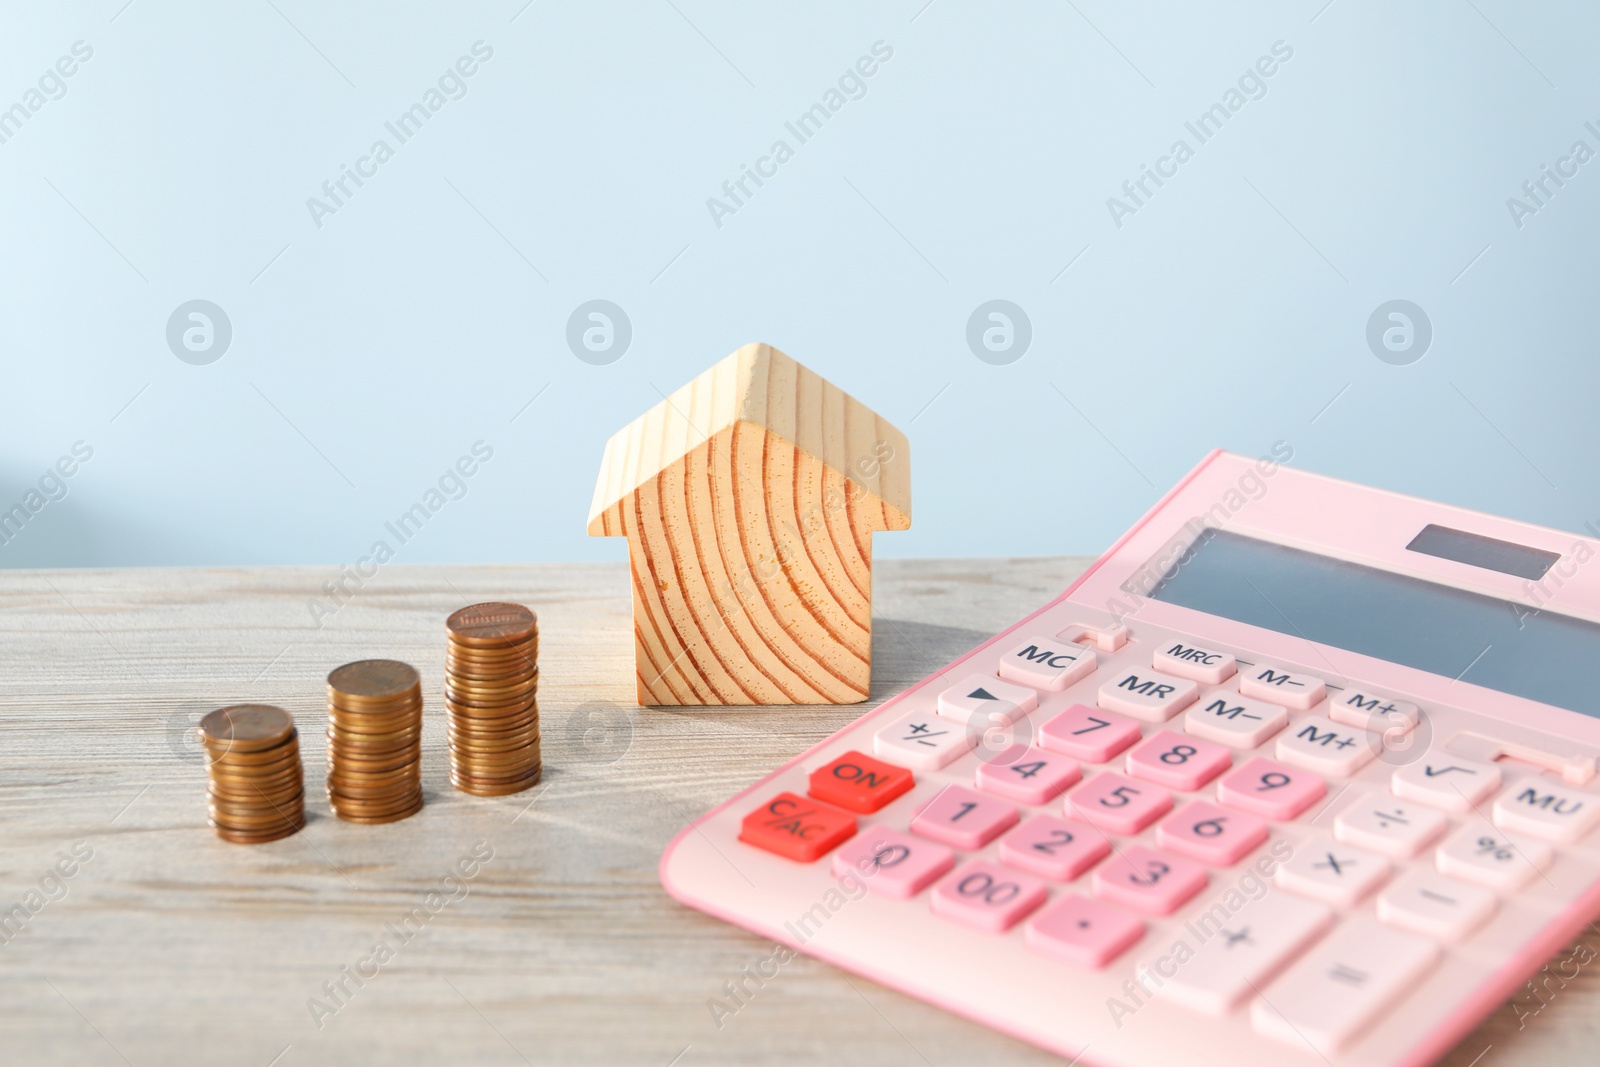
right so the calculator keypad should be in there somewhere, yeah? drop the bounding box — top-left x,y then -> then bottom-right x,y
1068,772 -> 1172,835
1215,757 -> 1326,820
1390,755 -> 1502,812
832,827 -> 954,899
1125,730 -> 1233,791
1275,715 -> 1382,777
974,744 -> 1080,804
997,815 -> 1110,881
1097,669 -> 1199,722
1492,779 -> 1600,842
931,860 -> 1047,933
1157,801 -> 1268,866
1025,894 -> 1143,968
728,619 -> 1600,1060
1334,796 -> 1449,858
910,785 -> 1019,850
1183,689 -> 1289,749
873,709 -> 976,769
1038,705 -> 1142,762
1091,845 -> 1207,914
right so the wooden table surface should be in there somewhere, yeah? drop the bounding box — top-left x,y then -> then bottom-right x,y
2,558 -> 1596,1067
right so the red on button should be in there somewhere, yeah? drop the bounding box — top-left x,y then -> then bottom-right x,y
808,751 -> 915,813
739,792 -> 856,862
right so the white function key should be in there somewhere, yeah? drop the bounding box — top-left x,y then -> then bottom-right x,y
1376,869 -> 1497,940
1274,835 -> 1390,907
1275,716 -> 1381,777
873,709 -> 976,770
1152,640 -> 1237,684
1334,797 -> 1449,859
1250,917 -> 1438,1055
994,636 -> 1096,692
1239,662 -> 1326,710
1154,891 -> 1332,1015
1435,823 -> 1553,892
1184,690 -> 1289,749
1391,756 -> 1502,812
1492,779 -> 1600,843
1096,669 -> 1199,723
936,673 -> 1038,727
1329,689 -> 1422,735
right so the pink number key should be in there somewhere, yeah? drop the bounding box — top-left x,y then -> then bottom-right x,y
1067,773 -> 1172,835
1092,845 -> 1208,915
999,815 -> 1111,881
1156,801 -> 1269,865
1039,705 -> 1142,763
1216,757 -> 1326,820
1125,730 -> 1232,791
910,785 -> 1019,849
832,827 -> 954,900
932,860 -> 1049,933
976,744 -> 1081,804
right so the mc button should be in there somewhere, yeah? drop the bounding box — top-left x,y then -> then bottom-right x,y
809,751 -> 915,813
739,792 -> 857,862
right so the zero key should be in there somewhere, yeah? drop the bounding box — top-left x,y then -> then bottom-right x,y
808,751 -> 914,813
739,792 -> 856,862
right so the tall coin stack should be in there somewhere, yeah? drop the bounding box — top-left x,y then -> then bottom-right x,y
445,602 -> 542,796
199,704 -> 306,844
325,659 -> 425,824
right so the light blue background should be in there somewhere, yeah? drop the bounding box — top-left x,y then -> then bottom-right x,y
2,0 -> 1597,570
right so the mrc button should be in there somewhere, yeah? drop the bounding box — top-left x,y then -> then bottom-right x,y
739,792 -> 856,862
809,751 -> 914,813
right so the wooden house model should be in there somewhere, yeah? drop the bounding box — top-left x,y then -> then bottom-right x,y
587,343 -> 911,705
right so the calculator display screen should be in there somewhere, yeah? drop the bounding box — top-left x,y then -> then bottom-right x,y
1148,528 -> 1600,717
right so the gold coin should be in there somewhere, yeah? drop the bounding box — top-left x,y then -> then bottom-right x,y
447,602 -> 538,646
450,768 -> 541,795
330,789 -> 423,819
198,705 -> 296,754
446,646 -> 538,669
448,731 -> 540,753
214,818 -> 305,844
444,677 -> 539,701
449,751 -> 538,770
326,757 -> 417,777
327,659 -> 421,700
209,780 -> 304,804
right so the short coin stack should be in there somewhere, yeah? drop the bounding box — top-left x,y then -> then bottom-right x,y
199,704 -> 306,844
325,659 -> 425,824
445,602 -> 542,796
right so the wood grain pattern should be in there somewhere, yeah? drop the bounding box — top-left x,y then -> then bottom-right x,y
0,559 -> 1592,1067
588,343 -> 911,705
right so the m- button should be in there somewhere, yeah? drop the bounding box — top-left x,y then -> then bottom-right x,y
1239,662 -> 1326,710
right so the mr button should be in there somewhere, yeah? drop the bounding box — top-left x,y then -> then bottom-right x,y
739,792 -> 856,862
809,751 -> 915,813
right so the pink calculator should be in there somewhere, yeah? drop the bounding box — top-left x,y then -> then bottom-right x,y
660,450 -> 1600,1066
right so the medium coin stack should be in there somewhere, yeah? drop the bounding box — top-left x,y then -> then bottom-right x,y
445,602 -> 542,796
325,659 -> 425,824
199,704 -> 306,844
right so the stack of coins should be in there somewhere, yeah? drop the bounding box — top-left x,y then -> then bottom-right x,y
445,602 -> 542,796
199,705 -> 306,844
325,660 -> 425,824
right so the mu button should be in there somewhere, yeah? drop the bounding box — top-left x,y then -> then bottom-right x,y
809,751 -> 915,813
739,792 -> 856,862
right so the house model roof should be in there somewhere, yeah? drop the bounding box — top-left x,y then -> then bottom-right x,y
586,342 -> 911,535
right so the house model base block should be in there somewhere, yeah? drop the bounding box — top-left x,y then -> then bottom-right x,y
587,343 -> 911,705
